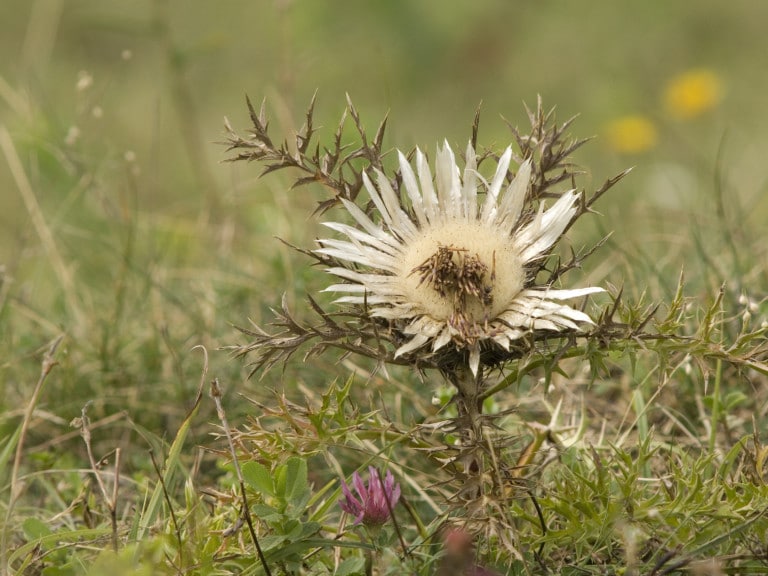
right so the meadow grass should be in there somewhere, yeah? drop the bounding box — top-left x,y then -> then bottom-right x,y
2,2 -> 768,575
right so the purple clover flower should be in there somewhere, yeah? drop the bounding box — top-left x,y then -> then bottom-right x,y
339,466 -> 401,526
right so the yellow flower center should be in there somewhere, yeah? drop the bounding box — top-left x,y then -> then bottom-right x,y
398,220 -> 524,325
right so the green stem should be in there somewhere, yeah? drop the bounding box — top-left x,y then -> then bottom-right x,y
632,385 -> 649,446
708,358 -> 723,454
365,548 -> 373,576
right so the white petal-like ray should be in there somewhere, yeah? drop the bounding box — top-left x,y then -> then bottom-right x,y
317,238 -> 398,269
497,159 -> 532,230
361,170 -> 394,230
469,345 -> 480,377
404,315 -> 444,337
339,198 -> 394,245
433,327 -> 453,350
506,328 -> 526,340
324,282 -> 403,296
434,143 -> 451,220
436,141 -> 460,219
462,141 -> 478,219
492,333 -> 510,351
395,334 -> 430,358
517,190 -> 580,261
322,222 -> 400,256
521,286 -> 605,299
316,249 -> 396,272
399,151 -> 427,227
481,146 -> 512,224
531,318 -> 561,331
324,267 -> 402,286
497,310 -> 530,327
416,149 -> 438,222
324,283 -> 368,292
374,305 -> 420,320
333,295 -> 395,305
374,169 -> 418,240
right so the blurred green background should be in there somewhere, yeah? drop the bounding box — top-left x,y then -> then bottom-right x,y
1,0 -> 767,456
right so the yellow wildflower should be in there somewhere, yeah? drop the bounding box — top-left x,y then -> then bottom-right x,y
664,69 -> 723,119
604,115 -> 657,154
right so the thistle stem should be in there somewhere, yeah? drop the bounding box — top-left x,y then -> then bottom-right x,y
452,368 -> 486,496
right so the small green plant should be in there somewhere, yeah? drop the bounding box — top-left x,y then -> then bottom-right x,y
241,458 -> 322,562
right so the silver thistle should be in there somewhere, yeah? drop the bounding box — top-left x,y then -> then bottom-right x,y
226,97 -> 627,389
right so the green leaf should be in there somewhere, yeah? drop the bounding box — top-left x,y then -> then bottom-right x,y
274,462 -> 287,498
259,534 -> 287,553
284,519 -> 302,539
42,566 -> 76,576
284,457 -> 308,502
286,487 -> 313,519
0,428 -> 22,484
299,521 -> 321,538
724,391 -> 748,411
22,517 -> 52,540
242,461 -> 275,496
252,503 -> 282,523
335,557 -> 365,576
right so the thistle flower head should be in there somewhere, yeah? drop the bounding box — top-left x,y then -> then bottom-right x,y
318,141 -> 603,377
338,466 -> 401,526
